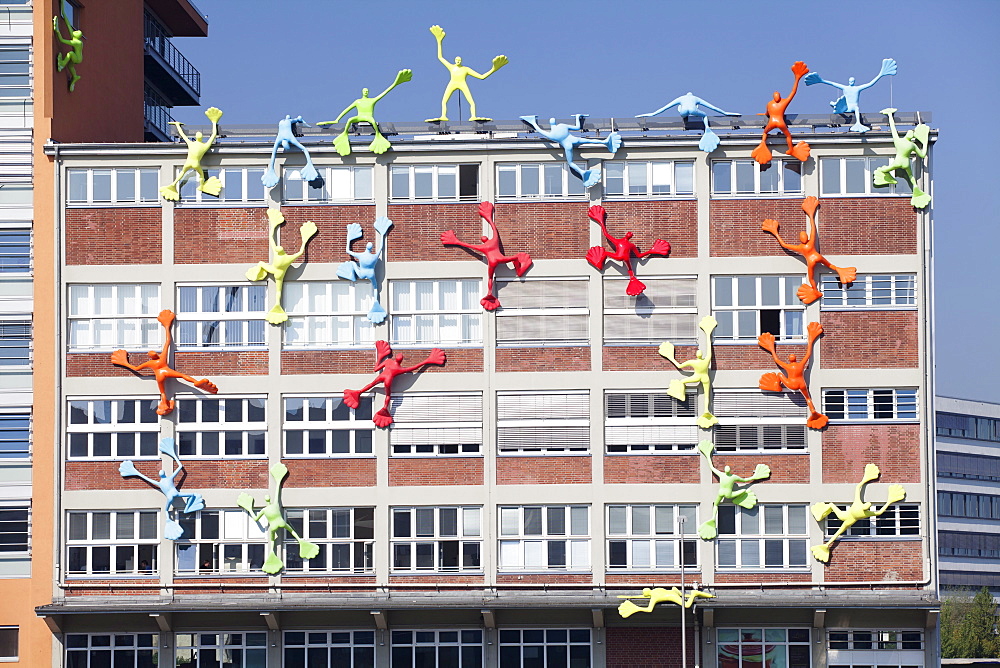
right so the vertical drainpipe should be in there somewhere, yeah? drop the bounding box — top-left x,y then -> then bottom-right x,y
51,142 -> 63,595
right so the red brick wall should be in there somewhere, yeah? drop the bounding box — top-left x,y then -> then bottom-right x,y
497,456 -> 592,484
604,455 -> 700,484
604,345 -> 693,371
387,202 -> 483,262
282,458 -> 377,487
714,572 -> 812,583
714,343 -> 808,371
496,347 -> 589,373
65,581 -> 159,596
820,311 -> 918,369
711,199 -> 808,257
821,423 -> 921,483
169,460 -> 270,489
600,200 -> 698,258
710,453 -> 809,484
65,460 -> 161,490
276,205 -> 377,263
823,540 -> 923,582
388,458 -> 484,486
496,573 -> 592,584
605,572 -> 703,586
68,352 -> 139,377
66,208 -> 161,264
607,628 -> 695,668
174,208 -> 270,264
174,351 -> 268,376
388,575 -> 485,585
282,348 -> 483,375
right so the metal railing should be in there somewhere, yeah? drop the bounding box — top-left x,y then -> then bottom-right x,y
144,85 -> 174,139
144,11 -> 201,96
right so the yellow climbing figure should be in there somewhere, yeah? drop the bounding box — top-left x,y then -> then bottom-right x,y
659,315 -> 718,428
618,587 -> 715,618
160,107 -> 224,201
245,209 -> 318,325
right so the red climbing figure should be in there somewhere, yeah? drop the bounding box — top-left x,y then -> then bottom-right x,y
762,196 -> 856,304
586,205 -> 671,296
758,321 -> 827,429
441,202 -> 532,311
110,309 -> 218,416
751,61 -> 811,165
344,340 -> 447,428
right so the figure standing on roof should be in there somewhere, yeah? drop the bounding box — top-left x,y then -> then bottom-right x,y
52,13 -> 83,92
697,440 -> 771,540
245,209 -> 318,325
636,92 -> 739,152
751,62 -> 811,165
804,58 -> 897,133
262,116 -> 319,188
520,114 -> 622,187
159,107 -> 224,201
344,341 -> 446,428
425,25 -> 508,123
318,70 -> 412,156
758,321 -> 827,429
119,437 -> 205,540
873,108 -> 931,209
586,205 -> 670,296
337,216 -> 393,323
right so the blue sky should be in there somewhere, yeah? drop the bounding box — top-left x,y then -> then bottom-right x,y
174,0 -> 1000,402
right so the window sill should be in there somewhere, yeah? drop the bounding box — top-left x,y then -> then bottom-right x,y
173,202 -> 268,208
64,574 -> 159,580
391,453 -> 483,458
390,571 -> 485,576
282,200 -> 375,206
713,339 -> 807,346
817,193 -> 913,199
497,569 -> 592,574
825,536 -> 922,542
710,193 -> 804,200
498,451 -> 590,457
714,568 -> 811,573
606,568 -> 699,574
283,454 -> 376,460
602,195 -> 697,202
825,419 -> 920,425
389,343 -> 483,349
819,306 -> 918,312
496,342 -> 590,349
388,199 -> 480,205
281,571 -> 376,577
605,450 -> 698,456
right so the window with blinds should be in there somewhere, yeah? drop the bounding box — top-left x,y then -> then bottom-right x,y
389,393 -> 483,456
603,276 -> 697,345
497,391 -> 589,454
0,320 -> 30,367
605,391 -> 698,453
496,278 -> 589,346
712,390 -> 808,452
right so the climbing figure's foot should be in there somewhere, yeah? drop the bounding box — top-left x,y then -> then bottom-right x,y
617,599 -> 643,619
469,117 -> 492,122
512,253 -> 532,276
911,189 -> 931,209
797,284 -> 822,305
367,302 -> 388,324
625,276 -> 646,296
263,553 -> 284,574
806,412 -> 829,430
157,399 -> 175,416
751,142 -> 772,165
266,305 -> 288,325
262,168 -> 279,189
758,372 -> 783,393
372,408 -> 394,428
585,246 -> 606,270
199,177 -> 223,197
424,117 -> 447,123
69,74 -> 81,92
185,496 -> 206,513
850,122 -> 870,133
159,184 -> 180,201
332,133 -> 352,157
300,164 -> 319,184
697,412 -> 719,429
810,544 -> 831,563
246,264 -> 268,282
873,170 -> 897,186
836,267 -> 857,285
480,294 -> 501,311
369,135 -> 392,155
698,520 -> 718,541
194,379 -> 218,394
667,379 -> 687,402
299,540 -> 320,560
343,389 -> 362,409
698,129 -> 721,153
789,141 -> 811,162
164,519 -> 184,541
582,167 -> 602,189
606,132 -> 623,155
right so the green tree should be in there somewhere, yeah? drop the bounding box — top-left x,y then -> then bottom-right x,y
941,587 -> 1000,658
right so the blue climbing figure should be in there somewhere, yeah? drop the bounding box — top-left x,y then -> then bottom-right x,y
804,58 -> 897,133
337,216 -> 393,323
520,114 -> 622,188
636,92 -> 739,152
119,438 -> 205,540
263,115 -> 319,188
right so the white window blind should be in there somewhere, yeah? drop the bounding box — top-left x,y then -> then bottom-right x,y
496,279 -> 588,346
497,392 -> 589,453
389,393 -> 483,455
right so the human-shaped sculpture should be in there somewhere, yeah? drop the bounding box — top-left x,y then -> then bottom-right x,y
520,115 -> 622,188
337,216 -> 393,323
586,205 -> 671,296
636,92 -> 739,152
425,25 -> 508,123
751,61 -> 811,165
344,340 -> 446,428
119,437 -> 205,540
810,463 -> 907,563
762,196 -> 857,304
697,440 -> 771,540
262,116 -> 319,189
245,209 -> 318,325
804,58 -> 897,133
873,108 -> 931,209
159,107 -> 224,201
441,202 -> 532,311
110,310 -> 218,416
659,316 -> 718,428
758,321 -> 827,429
52,14 -> 83,92
617,587 -> 715,618
237,463 -> 319,575
317,69 -> 412,156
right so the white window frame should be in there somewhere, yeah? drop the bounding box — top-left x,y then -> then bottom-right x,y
283,281 -> 377,349
175,633 -> 267,665
390,630 -> 485,667
827,629 -> 924,668
176,284 -> 267,350
496,162 -> 587,200
607,504 -> 698,570
498,505 -> 590,572
389,279 -> 483,347
0,626 -> 16,662
175,509 -> 267,574
65,510 -> 158,576
176,166 -> 266,205
604,275 -> 697,345
0,45 -> 31,100
283,630 -> 376,667
176,396 -> 268,459
390,163 -> 479,202
496,277 -> 589,347
283,395 -> 374,458
711,158 -> 803,197
712,275 -> 805,342
65,634 -> 159,667
820,156 -> 914,197
0,318 -> 30,368
66,167 -> 160,205
391,506 -> 482,573
66,397 -> 159,460
497,391 -> 590,454
284,507 -> 375,574
67,284 -> 162,352
604,390 -> 699,454
282,164 -> 375,203
824,504 -> 920,539
603,159 -> 695,198
0,409 -> 29,460
0,501 -> 29,555
389,392 -> 483,457
823,388 -> 918,422
498,628 -> 592,666
0,225 -> 31,274
712,390 -> 809,453
819,273 -> 917,310
716,628 -> 812,667
716,504 -> 809,570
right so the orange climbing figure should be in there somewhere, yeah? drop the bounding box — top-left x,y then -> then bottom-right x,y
110,310 -> 218,416
751,61 -> 811,165
586,205 -> 671,296
758,321 -> 827,429
762,196 -> 856,304
441,201 -> 532,311
344,340 -> 446,428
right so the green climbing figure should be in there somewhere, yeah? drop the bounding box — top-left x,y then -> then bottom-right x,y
52,14 -> 84,92
237,463 -> 319,575
697,440 -> 771,540
810,463 -> 906,563
245,209 -> 318,325
425,25 -> 508,123
659,315 -> 718,428
873,108 -> 931,209
159,107 -> 224,201
318,69 -> 412,156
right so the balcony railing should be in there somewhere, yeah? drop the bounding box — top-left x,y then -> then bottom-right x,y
144,12 -> 201,97
144,85 -> 174,140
